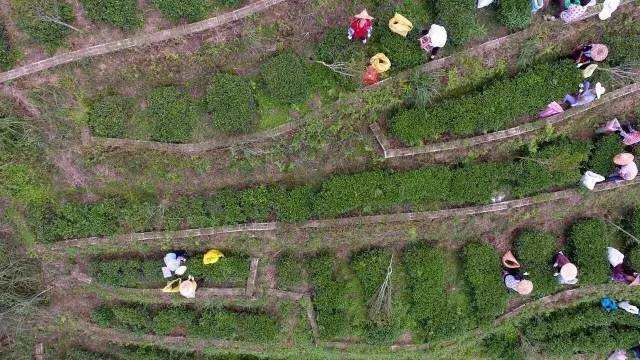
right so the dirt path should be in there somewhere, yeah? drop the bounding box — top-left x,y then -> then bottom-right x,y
0,0 -> 288,83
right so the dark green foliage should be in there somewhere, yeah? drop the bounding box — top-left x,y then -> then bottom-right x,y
152,308 -> 196,335
314,27 -> 365,64
206,73 -> 257,134
14,0 -> 76,53
89,258 -> 163,288
260,51 -> 311,104
92,304 -> 279,342
482,326 -> 524,360
588,134 -> 624,176
151,0 -> 208,23
514,231 -> 559,295
80,0 -> 143,30
0,24 -> 18,70
147,86 -> 197,143
462,242 -> 507,323
274,185 -> 314,222
522,301 -> 640,356
403,244 -> 467,340
87,95 -> 131,138
602,19 -> 640,67
497,0 -> 532,31
448,163 -> 511,205
436,0 -> 477,46
567,219 -> 612,284
276,253 -> 304,290
372,28 -> 425,72
307,254 -> 367,340
390,60 -> 581,146
185,253 -> 250,287
350,248 -> 413,344
510,138 -> 591,198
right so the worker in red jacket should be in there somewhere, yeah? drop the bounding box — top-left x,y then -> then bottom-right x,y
348,10 -> 374,44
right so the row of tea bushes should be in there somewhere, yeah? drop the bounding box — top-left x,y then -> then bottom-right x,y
36,138 -> 591,242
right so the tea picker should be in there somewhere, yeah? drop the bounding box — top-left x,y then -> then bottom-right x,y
348,10 -> 374,44
418,24 -> 447,60
501,251 -> 534,295
553,251 -> 578,284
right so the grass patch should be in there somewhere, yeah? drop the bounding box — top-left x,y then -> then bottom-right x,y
12,0 -> 75,53
80,0 -> 143,30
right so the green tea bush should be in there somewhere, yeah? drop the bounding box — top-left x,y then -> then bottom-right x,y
276,253 -> 305,290
314,27 -> 364,64
436,0 -> 477,46
89,258 -> 163,288
205,73 -> 257,134
389,60 -> 580,146
497,0 -> 532,31
152,308 -> 196,335
514,230 -> 559,295
462,242 -> 507,323
567,219 -> 612,284
196,307 -> 279,342
111,305 -> 152,333
260,51 -> 311,104
274,185 -> 314,222
587,134 -> 623,175
185,252 -> 249,286
448,163 -> 511,205
482,325 -> 524,360
350,248 -> 413,344
510,138 -> 591,198
13,0 -> 76,53
0,24 -> 18,70
87,95 -> 131,138
151,0 -> 208,23
80,0 -> 143,30
307,254 -> 366,340
372,28 -> 424,72
147,86 -> 198,143
602,19 -> 640,66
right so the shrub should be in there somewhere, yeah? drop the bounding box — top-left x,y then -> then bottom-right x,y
436,0 -> 477,46
87,95 -> 131,138
307,254 -> 367,340
205,73 -> 257,134
276,253 -> 305,290
372,28 -> 425,72
497,0 -> 532,31
514,230 -> 559,295
403,244 -> 468,340
151,0 -> 208,23
448,163 -> 511,205
389,60 -> 581,146
350,247 -> 413,344
196,307 -> 279,342
152,308 -> 196,335
111,305 -> 152,333
146,86 -> 198,143
89,258 -> 163,288
0,24 -> 18,70
314,27 -> 364,64
482,325 -> 524,360
567,219 -> 612,284
13,0 -> 76,53
510,138 -> 591,198
185,252 -> 250,286
80,0 -> 143,30
91,306 -> 115,327
260,51 -> 311,104
587,134 -> 623,176
462,242 -> 507,323
274,185 -> 314,222
602,19 -> 640,67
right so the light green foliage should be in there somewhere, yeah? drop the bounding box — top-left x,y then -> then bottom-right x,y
436,0 -> 478,46
567,219 -> 612,284
314,27 -> 364,64
276,253 -> 305,290
80,0 -> 143,30
89,258 -> 163,288
185,253 -> 250,286
146,86 -> 198,143
205,73 -> 257,134
152,308 -> 196,335
462,242 -> 507,323
260,51 -> 311,104
87,95 -> 132,138
12,0 -> 76,53
151,0 -> 208,23
1,163 -> 52,207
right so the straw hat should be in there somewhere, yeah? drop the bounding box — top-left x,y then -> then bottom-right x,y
560,263 -> 578,280
502,251 -> 521,269
516,279 -> 533,295
613,153 -> 634,166
590,44 -> 609,61
179,276 -> 197,298
354,9 -> 374,20
595,82 -> 605,99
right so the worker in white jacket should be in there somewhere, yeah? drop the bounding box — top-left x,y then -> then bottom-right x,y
419,24 -> 447,60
